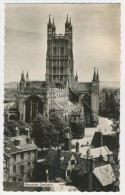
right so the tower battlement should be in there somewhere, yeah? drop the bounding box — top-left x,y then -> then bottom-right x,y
46,15 -> 74,88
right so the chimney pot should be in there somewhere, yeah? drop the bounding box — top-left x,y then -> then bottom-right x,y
14,138 -> 20,146
15,127 -> 20,136
25,128 -> 30,138
26,137 -> 32,144
76,142 -> 79,153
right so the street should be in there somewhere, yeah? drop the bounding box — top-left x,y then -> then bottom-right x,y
72,117 -> 113,148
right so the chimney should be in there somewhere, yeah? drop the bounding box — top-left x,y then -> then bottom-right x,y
26,137 -> 32,144
25,128 -> 32,144
14,138 -> 20,146
46,169 -> 49,182
76,142 -> 79,153
58,146 -> 61,168
65,132 -> 72,151
100,131 -> 103,147
15,127 -> 20,136
107,153 -> 114,163
25,128 -> 30,138
89,158 -> 94,172
88,158 -> 94,192
99,154 -> 103,161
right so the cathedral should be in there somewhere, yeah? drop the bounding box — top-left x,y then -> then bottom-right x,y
6,15 -> 100,138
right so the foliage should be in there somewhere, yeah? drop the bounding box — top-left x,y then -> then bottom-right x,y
4,120 -> 32,137
32,114 -> 59,149
99,89 -> 120,120
49,113 -> 69,143
32,113 -> 69,149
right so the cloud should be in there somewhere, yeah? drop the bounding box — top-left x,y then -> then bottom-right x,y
4,4 -> 120,83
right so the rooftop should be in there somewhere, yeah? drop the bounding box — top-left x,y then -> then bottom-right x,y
4,135 -> 37,156
26,81 -> 46,89
73,157 -> 107,175
72,146 -> 111,159
93,164 -> 116,186
70,82 -> 91,93
39,148 -> 75,170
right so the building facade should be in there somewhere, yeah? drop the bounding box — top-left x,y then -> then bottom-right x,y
4,129 -> 38,182
6,15 -> 100,137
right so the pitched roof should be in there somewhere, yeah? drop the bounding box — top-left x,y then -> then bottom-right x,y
4,102 -> 17,110
40,149 -> 74,170
87,146 -> 111,159
52,100 -> 74,111
74,146 -> 111,159
73,157 -> 108,175
26,81 -> 46,89
70,82 -> 91,93
4,135 -> 37,155
73,158 -> 89,175
93,164 -> 116,186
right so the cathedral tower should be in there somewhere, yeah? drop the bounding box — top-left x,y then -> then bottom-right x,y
45,15 -> 74,88
91,68 -> 100,126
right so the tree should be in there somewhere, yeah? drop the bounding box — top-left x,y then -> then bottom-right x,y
4,120 -> 31,137
49,113 -> 67,143
32,114 -> 58,149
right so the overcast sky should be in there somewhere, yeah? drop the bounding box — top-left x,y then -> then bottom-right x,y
4,3 -> 120,83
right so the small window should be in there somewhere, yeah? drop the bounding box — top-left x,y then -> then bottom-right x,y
13,166 -> 16,173
20,165 -> 24,174
21,153 -> 24,160
67,170 -> 70,176
61,47 -> 64,55
71,159 -> 75,165
28,151 -> 31,158
13,177 -> 16,182
53,47 -> 56,55
32,161 -> 35,168
27,173 -> 30,181
13,155 -> 16,161
19,178 -> 22,183
74,116 -> 76,121
28,162 -> 31,167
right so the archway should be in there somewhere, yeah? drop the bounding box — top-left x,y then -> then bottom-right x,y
25,96 -> 43,123
9,115 -> 16,120
82,94 -> 91,127
55,83 -> 63,89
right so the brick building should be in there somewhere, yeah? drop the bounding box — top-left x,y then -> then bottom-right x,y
4,128 -> 38,182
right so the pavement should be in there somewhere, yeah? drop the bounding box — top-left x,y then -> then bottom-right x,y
72,117 -> 113,148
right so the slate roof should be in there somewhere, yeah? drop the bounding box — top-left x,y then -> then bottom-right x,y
91,131 -> 117,151
73,157 -> 108,176
4,135 -> 37,156
26,81 -> 46,89
73,158 -> 89,175
111,164 -> 120,179
52,100 -> 74,111
70,82 -> 91,93
86,146 -> 111,159
93,164 -> 116,186
74,146 -> 111,159
52,101 -> 63,110
4,88 -> 17,102
4,102 -> 17,110
40,149 -> 74,170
